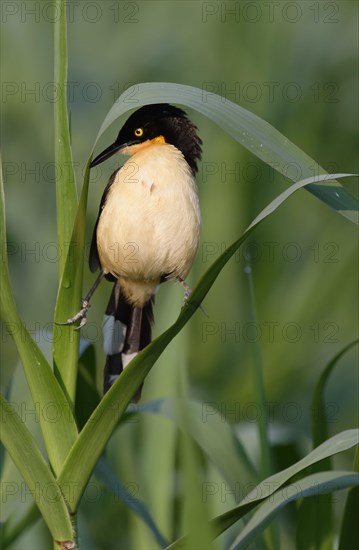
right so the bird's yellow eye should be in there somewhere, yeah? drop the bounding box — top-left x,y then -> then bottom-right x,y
134,128 -> 143,137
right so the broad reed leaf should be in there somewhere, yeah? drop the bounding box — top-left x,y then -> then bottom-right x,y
166,430 -> 359,549
339,484 -> 359,550
0,396 -> 74,544
52,0 -> 87,403
53,0 -> 77,277
0,159 -> 78,475
311,340 -> 358,449
296,341 -> 359,550
93,82 -> 358,225
230,472 -> 359,550
53,164 -> 91,402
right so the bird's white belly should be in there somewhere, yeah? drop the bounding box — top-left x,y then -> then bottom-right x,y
96,144 -> 200,303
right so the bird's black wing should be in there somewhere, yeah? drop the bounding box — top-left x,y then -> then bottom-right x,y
89,169 -> 119,273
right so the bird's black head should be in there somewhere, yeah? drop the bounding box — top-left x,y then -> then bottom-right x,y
90,103 -> 202,174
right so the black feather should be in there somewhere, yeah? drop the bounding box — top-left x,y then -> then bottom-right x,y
89,169 -> 118,273
103,283 -> 154,401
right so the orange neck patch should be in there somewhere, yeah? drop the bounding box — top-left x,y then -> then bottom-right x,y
121,135 -> 167,156
151,135 -> 166,145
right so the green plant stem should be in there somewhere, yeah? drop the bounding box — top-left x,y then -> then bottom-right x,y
71,514 -> 79,549
245,264 -> 271,478
245,264 -> 279,550
53,0 -> 77,278
53,0 -> 81,404
52,514 -> 78,550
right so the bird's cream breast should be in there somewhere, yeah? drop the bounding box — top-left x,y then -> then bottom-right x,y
96,144 -> 200,293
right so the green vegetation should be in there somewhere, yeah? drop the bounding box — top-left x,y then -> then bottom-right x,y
1,1 -> 358,549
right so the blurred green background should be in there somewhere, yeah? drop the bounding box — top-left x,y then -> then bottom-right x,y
1,1 -> 358,548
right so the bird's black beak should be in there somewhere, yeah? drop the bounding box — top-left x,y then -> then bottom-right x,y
90,141 -> 126,168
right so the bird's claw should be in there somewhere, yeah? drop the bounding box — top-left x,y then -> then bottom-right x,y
56,300 -> 90,328
178,278 -> 208,317
183,288 -> 191,303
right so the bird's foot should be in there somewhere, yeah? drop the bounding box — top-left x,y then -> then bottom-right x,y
56,300 -> 90,330
177,277 -> 208,317
179,279 -> 192,303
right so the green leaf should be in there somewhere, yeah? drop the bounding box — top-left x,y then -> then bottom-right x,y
311,340 -> 358,450
0,396 -> 74,544
52,1 -> 89,403
245,265 -> 271,478
229,472 -> 359,550
132,397 -> 257,485
238,429 -> 359,507
0,159 -> 78,475
93,82 -> 359,225
166,430 -> 359,549
296,494 -> 333,550
339,484 -> 359,550
166,502 -> 259,550
296,340 -> 359,550
53,163 -> 91,403
1,503 -> 39,550
57,173 -> 354,510
53,0 -> 77,277
94,457 -> 168,548
177,370 -> 215,550
75,342 -> 100,430
338,444 -> 359,549
245,266 -> 280,549
179,430 -> 215,550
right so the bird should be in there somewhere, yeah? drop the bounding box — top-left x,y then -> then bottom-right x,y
62,103 -> 202,400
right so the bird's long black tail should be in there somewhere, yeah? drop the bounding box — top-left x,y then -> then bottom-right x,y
103,281 -> 154,401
